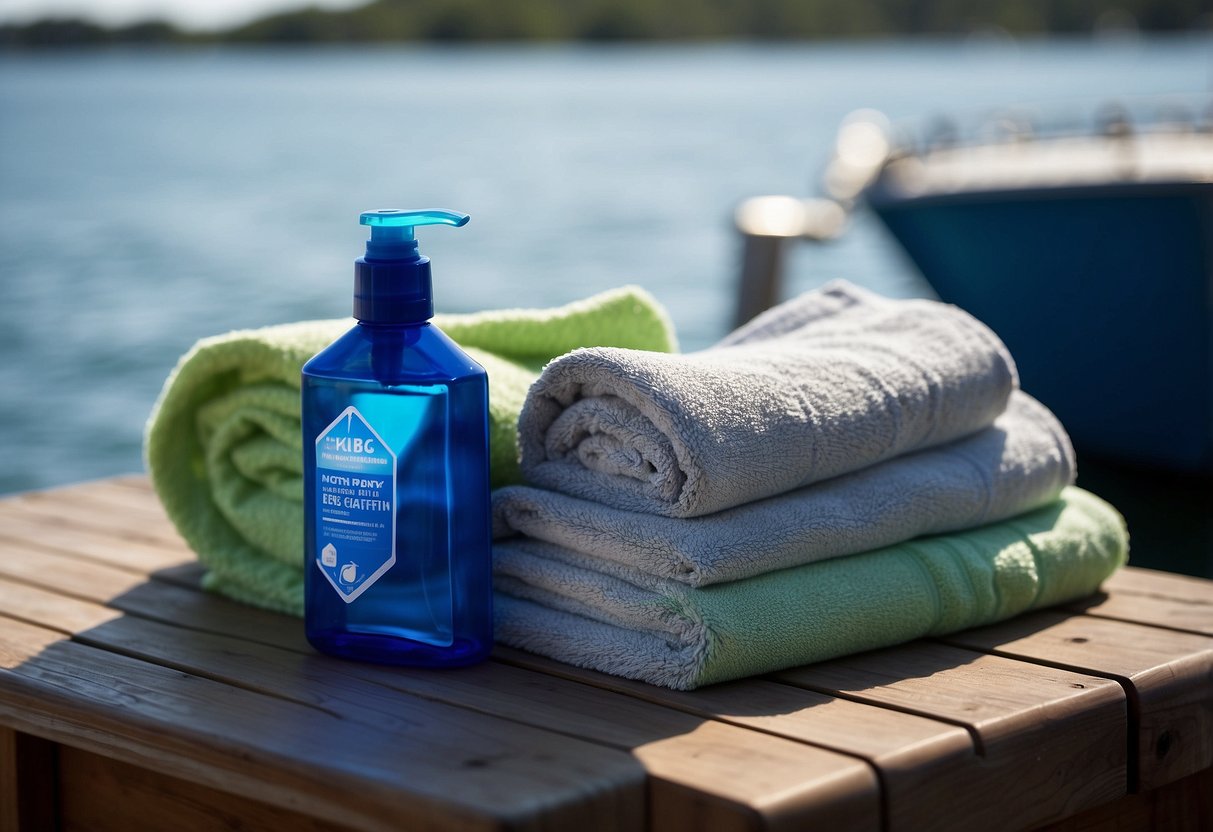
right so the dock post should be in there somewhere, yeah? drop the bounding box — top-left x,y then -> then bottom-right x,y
733,196 -> 847,328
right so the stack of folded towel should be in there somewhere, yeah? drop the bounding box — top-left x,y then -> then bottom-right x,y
492,281 -> 1128,689
145,279 -> 1127,691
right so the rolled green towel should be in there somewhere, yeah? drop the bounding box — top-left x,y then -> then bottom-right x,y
145,287 -> 677,614
493,487 -> 1129,689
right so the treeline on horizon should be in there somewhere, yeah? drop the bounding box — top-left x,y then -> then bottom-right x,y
2,0 -> 1207,48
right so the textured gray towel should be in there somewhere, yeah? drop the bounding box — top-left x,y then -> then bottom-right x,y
492,488 -> 1127,689
496,392 -> 1073,586
518,280 -> 1018,518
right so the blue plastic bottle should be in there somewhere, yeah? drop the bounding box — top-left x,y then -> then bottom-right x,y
303,209 -> 492,667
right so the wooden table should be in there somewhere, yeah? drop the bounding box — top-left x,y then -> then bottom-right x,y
1,477 -> 1210,832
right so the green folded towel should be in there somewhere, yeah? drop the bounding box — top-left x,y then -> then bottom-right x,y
492,486 -> 1128,689
145,287 -> 677,614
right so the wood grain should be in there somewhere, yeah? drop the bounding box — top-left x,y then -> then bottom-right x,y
0,511 -> 192,575
0,537 -> 162,602
4,477 -> 1213,831
0,574 -> 880,832
498,646 -> 984,832
7,487 -> 184,548
773,641 -> 1128,829
943,610 -> 1213,791
0,615 -> 646,832
1067,566 -> 1213,636
0,482 -> 1111,829
0,485 -> 888,829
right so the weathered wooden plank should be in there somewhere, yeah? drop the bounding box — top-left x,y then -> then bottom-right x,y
0,505 -> 886,830
0,576 -> 881,832
341,658 -> 882,832
0,512 -> 191,575
771,641 -> 1128,829
635,723 -> 876,832
496,638 -> 1139,832
0,486 -> 1146,832
0,481 -> 193,580
942,611 -> 1213,792
6,477 -> 1210,830
497,646 -> 981,832
0,576 -> 123,635
19,473 -> 160,505
1,726 -> 58,832
1104,566 -> 1213,606
1067,566 -> 1213,636
1,475 -> 178,538
0,616 -> 645,832
57,744 -> 352,832
8,487 -> 184,548
0,537 -> 157,602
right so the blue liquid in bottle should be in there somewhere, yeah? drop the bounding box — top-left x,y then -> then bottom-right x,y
303,210 -> 492,667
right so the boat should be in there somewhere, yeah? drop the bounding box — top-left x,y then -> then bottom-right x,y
857,104 -> 1213,477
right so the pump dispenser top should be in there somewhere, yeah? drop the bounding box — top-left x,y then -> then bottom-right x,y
355,209 -> 470,325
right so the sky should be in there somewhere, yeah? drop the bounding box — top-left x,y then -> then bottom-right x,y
0,0 -> 366,30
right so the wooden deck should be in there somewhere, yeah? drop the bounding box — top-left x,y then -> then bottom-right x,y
1,476 -> 1210,831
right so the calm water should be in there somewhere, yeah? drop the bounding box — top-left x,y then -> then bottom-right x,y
1,38 -> 1209,496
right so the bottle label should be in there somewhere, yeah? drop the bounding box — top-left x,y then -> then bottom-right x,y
313,405 -> 396,603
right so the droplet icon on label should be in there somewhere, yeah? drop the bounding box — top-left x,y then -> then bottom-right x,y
340,563 -> 358,583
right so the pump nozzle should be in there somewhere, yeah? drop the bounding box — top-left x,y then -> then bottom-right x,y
354,208 -> 470,324
360,209 -> 469,260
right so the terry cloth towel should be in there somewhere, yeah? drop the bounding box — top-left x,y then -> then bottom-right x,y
517,280 -> 1019,519
495,391 -> 1074,586
145,287 -> 677,615
493,486 -> 1128,690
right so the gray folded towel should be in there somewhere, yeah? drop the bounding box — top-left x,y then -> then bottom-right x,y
496,392 -> 1073,586
492,488 -> 1127,689
517,280 -> 1019,518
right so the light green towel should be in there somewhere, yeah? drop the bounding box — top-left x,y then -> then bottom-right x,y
145,287 -> 677,614
492,487 -> 1128,689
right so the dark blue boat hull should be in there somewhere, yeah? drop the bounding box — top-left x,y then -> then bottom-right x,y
867,181 -> 1213,475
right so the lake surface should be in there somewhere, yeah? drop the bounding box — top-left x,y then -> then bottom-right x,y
1,37 -> 1209,495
